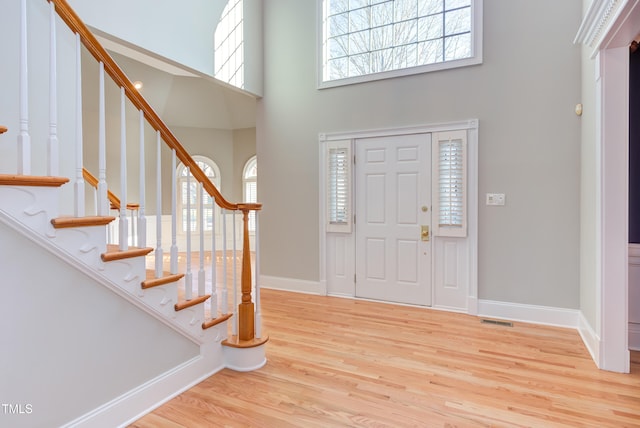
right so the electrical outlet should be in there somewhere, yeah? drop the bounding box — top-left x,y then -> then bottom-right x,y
486,193 -> 505,206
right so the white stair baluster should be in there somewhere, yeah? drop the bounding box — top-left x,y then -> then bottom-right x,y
198,183 -> 205,297
210,200 -> 218,317
48,1 -> 59,177
97,62 -> 108,216
18,0 -> 31,175
155,131 -> 163,278
185,167 -> 192,300
118,87 -> 128,251
222,209 -> 228,315
254,211 -> 261,338
232,209 -> 238,336
138,110 -> 146,248
74,33 -> 84,217
170,149 -> 178,274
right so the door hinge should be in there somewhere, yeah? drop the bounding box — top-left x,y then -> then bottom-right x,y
353,154 -> 356,164
354,274 -> 356,283
353,214 -> 356,225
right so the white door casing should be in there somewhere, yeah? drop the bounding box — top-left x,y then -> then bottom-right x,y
355,134 -> 432,306
319,120 -> 478,312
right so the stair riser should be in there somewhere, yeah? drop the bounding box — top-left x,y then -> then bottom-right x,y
99,258 -> 148,296
0,186 -> 61,237
49,226 -> 108,266
144,283 -> 179,318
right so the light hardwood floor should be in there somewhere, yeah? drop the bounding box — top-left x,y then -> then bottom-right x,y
131,289 -> 640,427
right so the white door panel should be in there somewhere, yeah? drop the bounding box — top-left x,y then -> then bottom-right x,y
355,134 -> 431,306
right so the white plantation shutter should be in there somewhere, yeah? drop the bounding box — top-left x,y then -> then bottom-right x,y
433,130 -> 467,237
327,140 -> 352,233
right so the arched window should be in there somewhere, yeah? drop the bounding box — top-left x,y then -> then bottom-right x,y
215,0 -> 244,89
177,156 -> 221,233
243,156 -> 257,232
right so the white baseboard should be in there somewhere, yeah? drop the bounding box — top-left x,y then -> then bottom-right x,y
630,322 -> 640,351
467,296 -> 478,315
260,275 -> 324,295
477,299 -> 580,329
64,346 -> 225,428
578,312 -> 601,365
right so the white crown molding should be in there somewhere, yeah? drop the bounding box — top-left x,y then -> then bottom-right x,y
575,0 -> 625,53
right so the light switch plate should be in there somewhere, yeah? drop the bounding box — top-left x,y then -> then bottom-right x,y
486,193 -> 505,206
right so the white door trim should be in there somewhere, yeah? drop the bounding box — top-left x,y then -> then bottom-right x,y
575,0 -> 637,373
319,120 -> 478,313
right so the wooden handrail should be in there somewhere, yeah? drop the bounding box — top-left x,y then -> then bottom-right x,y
82,167 -> 121,210
49,0 -> 261,214
0,125 -> 7,134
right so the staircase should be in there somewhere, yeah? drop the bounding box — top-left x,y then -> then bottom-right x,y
0,1 -> 266,427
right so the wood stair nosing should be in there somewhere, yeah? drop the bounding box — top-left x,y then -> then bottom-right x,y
222,335 -> 269,349
101,244 -> 154,262
51,216 -> 116,229
174,294 -> 211,312
202,313 -> 233,330
0,174 -> 70,187
141,270 -> 185,289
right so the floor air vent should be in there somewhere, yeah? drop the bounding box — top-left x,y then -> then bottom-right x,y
481,319 -> 513,327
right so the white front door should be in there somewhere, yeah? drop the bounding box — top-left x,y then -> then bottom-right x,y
355,134 -> 432,306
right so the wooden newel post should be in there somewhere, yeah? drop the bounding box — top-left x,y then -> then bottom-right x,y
238,206 -> 255,341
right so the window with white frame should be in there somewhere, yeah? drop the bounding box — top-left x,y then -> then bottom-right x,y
433,130 -> 467,237
177,156 -> 221,233
319,0 -> 482,87
243,156 -> 257,232
215,0 -> 244,89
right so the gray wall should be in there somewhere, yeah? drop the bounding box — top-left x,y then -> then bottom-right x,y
233,128 -> 258,201
258,0 -> 583,308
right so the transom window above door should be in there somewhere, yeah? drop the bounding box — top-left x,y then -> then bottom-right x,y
318,0 -> 483,88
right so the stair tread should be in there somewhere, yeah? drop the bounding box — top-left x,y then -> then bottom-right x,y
0,174 -> 70,187
101,244 -> 153,262
51,216 -> 116,229
141,270 -> 185,289
202,313 -> 233,330
174,294 -> 211,312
